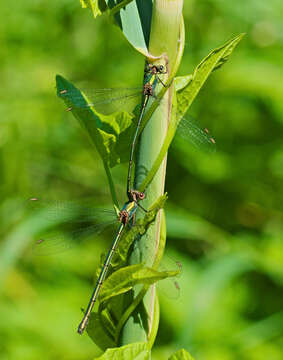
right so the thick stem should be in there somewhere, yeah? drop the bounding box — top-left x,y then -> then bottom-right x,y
120,0 -> 183,347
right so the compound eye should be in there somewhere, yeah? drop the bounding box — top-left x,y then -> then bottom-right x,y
139,192 -> 145,200
159,65 -> 164,71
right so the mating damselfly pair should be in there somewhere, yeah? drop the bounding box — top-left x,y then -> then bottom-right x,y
32,62 -> 215,335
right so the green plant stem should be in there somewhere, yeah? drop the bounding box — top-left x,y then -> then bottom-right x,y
115,285 -> 149,344
103,160 -> 119,209
120,0 -> 184,348
138,17 -> 185,192
136,16 -> 185,142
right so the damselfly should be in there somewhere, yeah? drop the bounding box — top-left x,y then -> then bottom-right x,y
29,189 -> 146,334
57,66 -> 216,189
57,63 -> 167,199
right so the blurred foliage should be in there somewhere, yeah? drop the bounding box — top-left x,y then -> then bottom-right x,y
0,0 -> 283,359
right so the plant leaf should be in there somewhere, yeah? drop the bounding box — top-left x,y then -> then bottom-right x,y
86,312 -> 116,350
80,0 -> 152,56
99,263 -> 180,303
93,342 -> 149,360
80,0 -> 107,17
56,75 -> 135,168
110,0 -> 153,57
174,75 -> 193,92
169,348 -> 195,360
176,33 -> 245,119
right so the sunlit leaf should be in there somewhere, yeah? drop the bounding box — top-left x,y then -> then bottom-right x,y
93,342 -> 149,360
175,33 -> 245,119
80,0 -> 151,56
56,75 -> 135,167
111,0 -> 152,56
87,312 -> 116,350
99,263 -> 180,303
169,348 -> 195,360
80,0 -> 107,18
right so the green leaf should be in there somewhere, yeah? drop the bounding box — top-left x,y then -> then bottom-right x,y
80,0 -> 107,17
110,1 -> 152,57
99,263 -> 180,303
174,75 -> 192,92
87,312 -> 116,350
93,342 -> 149,360
147,289 -> 160,350
56,74 -> 135,168
169,349 -> 195,360
80,0 -> 152,56
176,33 -> 245,119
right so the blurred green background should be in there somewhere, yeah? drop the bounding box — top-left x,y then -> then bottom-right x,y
1,1 -> 283,359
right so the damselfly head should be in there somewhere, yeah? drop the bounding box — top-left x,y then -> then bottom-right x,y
145,63 -> 167,75
138,192 -> 145,200
156,64 -> 167,74
131,190 -> 146,201
127,190 -> 145,202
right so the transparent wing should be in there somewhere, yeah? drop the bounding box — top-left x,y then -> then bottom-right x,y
58,87 -> 143,110
176,115 -> 216,153
156,255 -> 182,300
130,237 -> 182,300
32,221 -> 116,256
28,198 -> 116,223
